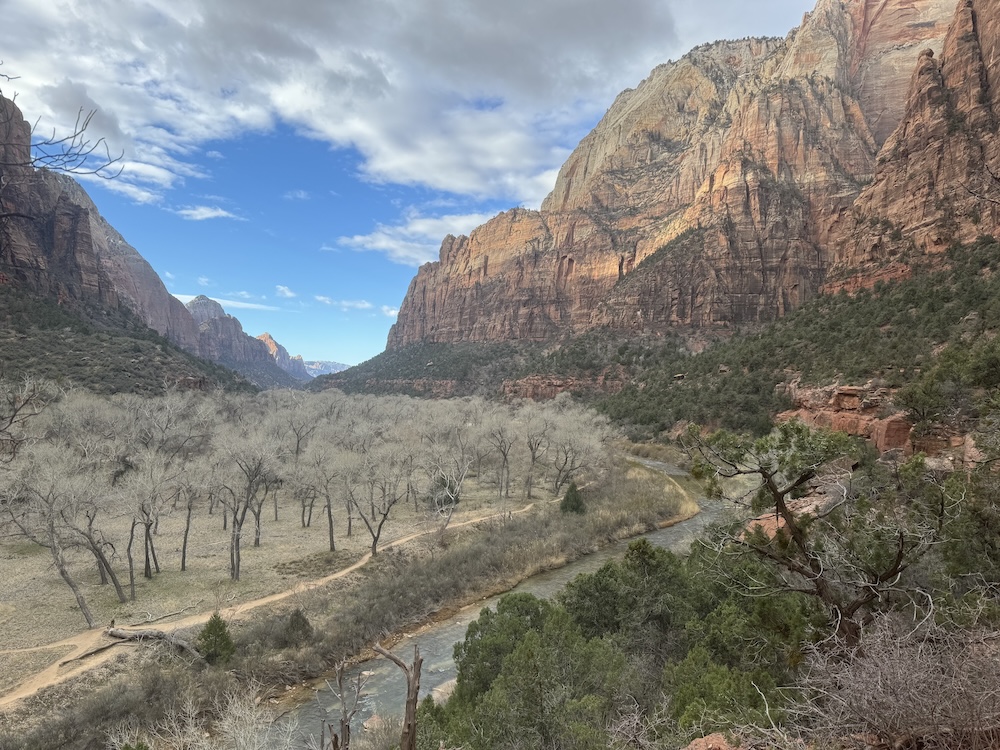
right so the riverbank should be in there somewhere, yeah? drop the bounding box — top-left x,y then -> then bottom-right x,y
277,493 -> 704,715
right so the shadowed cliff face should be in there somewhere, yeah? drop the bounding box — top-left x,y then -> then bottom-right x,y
1,96 -> 200,350
389,0 -> 969,351
0,98 -> 305,389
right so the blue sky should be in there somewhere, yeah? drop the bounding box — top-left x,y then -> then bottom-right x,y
2,0 -> 813,365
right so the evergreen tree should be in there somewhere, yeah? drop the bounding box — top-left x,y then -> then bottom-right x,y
560,482 -> 585,514
197,612 -> 236,665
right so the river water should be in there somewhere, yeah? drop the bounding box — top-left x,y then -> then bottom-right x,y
284,460 -> 722,748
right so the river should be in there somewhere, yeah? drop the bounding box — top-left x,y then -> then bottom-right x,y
284,459 -> 722,748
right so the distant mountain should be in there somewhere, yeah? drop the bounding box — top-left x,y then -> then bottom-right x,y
303,360 -> 350,377
183,297 -> 301,388
257,332 -> 312,381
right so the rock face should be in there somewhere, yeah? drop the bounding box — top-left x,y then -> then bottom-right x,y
778,380 -> 914,453
389,0 -> 976,351
184,297 -> 299,388
828,0 -> 1000,285
258,332 -> 311,381
1,98 -> 202,351
1,95 -> 312,388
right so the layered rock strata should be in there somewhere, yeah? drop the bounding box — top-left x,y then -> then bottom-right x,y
389,0 -> 969,350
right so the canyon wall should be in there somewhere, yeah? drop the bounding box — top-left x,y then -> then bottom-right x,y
389,0 -> 994,351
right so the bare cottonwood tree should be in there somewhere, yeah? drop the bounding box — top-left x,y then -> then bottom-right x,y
5,443 -> 107,627
218,430 -> 281,580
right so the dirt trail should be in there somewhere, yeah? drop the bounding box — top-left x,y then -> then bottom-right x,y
0,503 -> 535,710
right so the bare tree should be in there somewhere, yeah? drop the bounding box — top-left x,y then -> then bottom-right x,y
350,447 -> 408,557
519,409 -> 551,500
218,431 -> 281,580
0,377 -> 53,462
797,615 -> 1000,750
316,662 -> 370,750
5,443 -> 104,627
373,644 -> 422,750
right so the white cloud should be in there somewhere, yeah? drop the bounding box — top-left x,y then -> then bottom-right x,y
0,0 -> 710,207
175,205 -> 243,221
276,285 -> 297,298
339,209 -> 497,266
315,296 -> 374,312
173,293 -> 280,311
381,305 -> 399,318
197,276 -> 212,287
163,271 -> 176,280
283,189 -> 310,200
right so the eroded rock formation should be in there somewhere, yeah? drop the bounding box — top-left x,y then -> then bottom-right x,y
258,332 -> 311,381
389,0 -> 989,351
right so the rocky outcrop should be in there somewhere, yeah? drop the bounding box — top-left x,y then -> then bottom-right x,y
258,332 -> 311,381
389,0 -> 962,351
828,0 -> 1000,286
778,381 -> 914,453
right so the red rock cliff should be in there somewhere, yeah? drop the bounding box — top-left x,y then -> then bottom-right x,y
388,0 -> 964,350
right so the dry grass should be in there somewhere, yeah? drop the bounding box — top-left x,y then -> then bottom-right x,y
0,648 -> 74,694
0,477 -> 551,652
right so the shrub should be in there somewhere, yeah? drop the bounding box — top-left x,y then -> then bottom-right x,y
198,612 -> 236,665
560,482 -> 585,514
282,608 -> 314,648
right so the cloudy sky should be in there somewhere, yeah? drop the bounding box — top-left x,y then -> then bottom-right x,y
2,0 -> 813,365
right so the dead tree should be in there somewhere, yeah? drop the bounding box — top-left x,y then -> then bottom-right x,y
373,643 -> 422,750
319,661 -> 369,750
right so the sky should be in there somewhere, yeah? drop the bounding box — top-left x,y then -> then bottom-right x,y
1,0 -> 814,366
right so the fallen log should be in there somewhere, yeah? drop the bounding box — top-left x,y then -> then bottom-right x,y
107,627 -> 205,663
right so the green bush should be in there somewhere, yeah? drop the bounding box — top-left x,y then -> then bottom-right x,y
560,482 -> 585,514
198,612 -> 236,665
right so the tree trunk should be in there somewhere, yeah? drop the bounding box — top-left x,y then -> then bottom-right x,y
230,509 -> 242,581
181,500 -> 193,572
373,644 -> 421,750
88,538 -> 127,603
53,546 -> 96,629
127,520 -> 138,601
326,499 -> 336,552
95,556 -> 108,584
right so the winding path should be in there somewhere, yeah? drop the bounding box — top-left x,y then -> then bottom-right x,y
0,456 -> 698,710
0,502 -> 539,710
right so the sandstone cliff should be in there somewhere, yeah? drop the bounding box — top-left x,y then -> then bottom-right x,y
389,0 -> 968,350
828,0 -> 1000,286
185,297 -> 300,388
1,95 -> 311,389
1,97 -> 201,350
258,332 -> 312,381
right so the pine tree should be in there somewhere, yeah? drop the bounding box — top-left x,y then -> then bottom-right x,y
197,612 -> 236,665
560,482 -> 585,514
